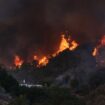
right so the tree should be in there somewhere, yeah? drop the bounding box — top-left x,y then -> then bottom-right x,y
0,67 -> 19,95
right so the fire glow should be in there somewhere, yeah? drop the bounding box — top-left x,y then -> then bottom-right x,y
56,34 -> 78,54
14,34 -> 78,68
33,56 -> 49,67
92,35 -> 105,57
14,34 -> 105,68
14,55 -> 23,68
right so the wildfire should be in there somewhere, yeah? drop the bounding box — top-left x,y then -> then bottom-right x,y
57,35 -> 70,53
57,34 -> 78,53
14,55 -> 23,67
14,34 -> 79,68
92,35 -> 105,57
38,56 -> 49,67
33,55 -> 49,67
13,34 -> 105,68
92,35 -> 105,67
33,34 -> 78,67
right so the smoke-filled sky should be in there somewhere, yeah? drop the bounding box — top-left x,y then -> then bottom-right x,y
0,0 -> 105,66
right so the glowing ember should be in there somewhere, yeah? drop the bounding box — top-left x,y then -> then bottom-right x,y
92,48 -> 97,56
14,55 -> 23,67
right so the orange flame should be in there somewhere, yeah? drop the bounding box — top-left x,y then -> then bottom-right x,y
38,56 -> 49,67
14,55 -> 23,67
14,34 -> 79,68
13,34 -> 105,68
58,35 -> 70,53
69,40 -> 79,51
33,55 -> 49,67
57,34 -> 78,53
33,34 -> 78,67
92,48 -> 97,56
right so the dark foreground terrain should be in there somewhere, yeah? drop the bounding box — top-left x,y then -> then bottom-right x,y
1,66 -> 105,105
0,48 -> 105,105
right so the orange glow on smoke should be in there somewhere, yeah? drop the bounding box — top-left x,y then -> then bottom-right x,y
13,34 -> 105,68
34,55 -> 38,60
33,55 -> 49,67
14,55 -> 23,67
101,35 -> 105,45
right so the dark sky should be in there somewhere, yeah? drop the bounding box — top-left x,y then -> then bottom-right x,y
0,0 -> 105,66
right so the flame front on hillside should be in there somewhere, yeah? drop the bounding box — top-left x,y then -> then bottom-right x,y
14,34 -> 79,68
92,35 -> 105,67
14,34 -> 105,68
34,34 -> 78,67
56,34 -> 78,54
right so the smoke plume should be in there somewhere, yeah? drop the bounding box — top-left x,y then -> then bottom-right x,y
0,0 -> 105,66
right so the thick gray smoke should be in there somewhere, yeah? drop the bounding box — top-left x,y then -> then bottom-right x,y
0,0 -> 105,66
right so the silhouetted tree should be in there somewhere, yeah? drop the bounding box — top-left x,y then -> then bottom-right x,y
0,67 -> 19,95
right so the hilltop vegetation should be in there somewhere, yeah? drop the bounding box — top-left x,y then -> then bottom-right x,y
0,48 -> 105,105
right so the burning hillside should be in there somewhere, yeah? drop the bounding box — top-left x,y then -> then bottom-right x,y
0,31 -> 105,69
1,0 -> 105,69
3,33 -> 105,69
2,1 -> 105,105
14,34 -> 78,68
